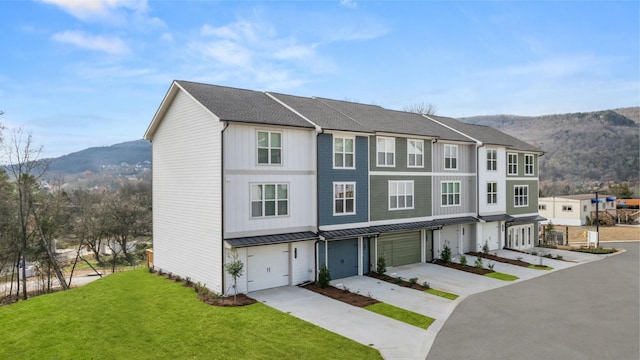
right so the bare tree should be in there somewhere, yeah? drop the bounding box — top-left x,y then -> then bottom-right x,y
403,101 -> 438,116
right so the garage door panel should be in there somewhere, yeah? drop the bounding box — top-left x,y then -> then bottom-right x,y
379,231 -> 421,267
328,239 -> 358,280
247,244 -> 289,292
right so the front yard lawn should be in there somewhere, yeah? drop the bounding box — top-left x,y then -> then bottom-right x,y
0,269 -> 381,359
364,303 -> 435,330
484,272 -> 519,281
425,288 -> 459,300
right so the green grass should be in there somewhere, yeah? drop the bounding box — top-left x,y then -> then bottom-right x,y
484,272 -> 519,281
528,264 -> 553,270
0,269 -> 381,359
425,288 -> 459,300
364,302 -> 435,330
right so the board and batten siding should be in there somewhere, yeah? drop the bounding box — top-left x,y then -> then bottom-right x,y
151,89 -> 224,293
223,123 -> 317,238
431,175 -> 476,217
431,142 -> 476,173
478,146 -> 507,215
318,133 -> 369,227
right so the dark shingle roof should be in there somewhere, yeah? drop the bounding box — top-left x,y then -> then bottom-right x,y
175,80 -> 314,129
225,231 -> 319,248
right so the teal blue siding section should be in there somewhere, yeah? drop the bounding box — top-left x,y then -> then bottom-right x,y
318,134 -> 369,226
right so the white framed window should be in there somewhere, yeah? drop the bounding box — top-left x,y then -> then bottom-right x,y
377,137 -> 395,167
487,149 -> 497,171
514,185 -> 528,207
407,139 -> 424,168
487,182 -> 497,204
444,144 -> 458,170
334,182 -> 356,215
441,181 -> 461,206
507,153 -> 518,175
334,136 -> 355,169
524,154 -> 534,175
257,131 -> 282,165
539,204 -> 547,210
388,180 -> 414,210
251,183 -> 288,217
562,205 -> 573,212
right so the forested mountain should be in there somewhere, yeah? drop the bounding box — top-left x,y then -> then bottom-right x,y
45,140 -> 151,175
459,107 -> 639,187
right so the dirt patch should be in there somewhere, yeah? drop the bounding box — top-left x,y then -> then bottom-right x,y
467,251 -> 531,267
302,282 -> 379,307
433,259 -> 494,275
200,293 -> 257,307
366,271 -> 429,291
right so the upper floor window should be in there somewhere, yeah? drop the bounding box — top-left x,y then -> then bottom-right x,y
407,139 -> 424,168
514,185 -> 528,207
444,144 -> 458,170
441,181 -> 461,206
487,149 -> 497,171
334,136 -> 355,169
251,183 -> 288,217
377,137 -> 395,167
524,154 -> 534,175
507,153 -> 518,175
334,182 -> 355,215
257,131 -> 281,165
487,182 -> 497,204
389,180 -> 414,210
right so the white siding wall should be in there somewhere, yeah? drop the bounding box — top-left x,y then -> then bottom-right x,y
223,124 -> 317,237
290,241 -> 315,285
539,198 -> 583,225
151,89 -> 224,293
478,147 -> 507,215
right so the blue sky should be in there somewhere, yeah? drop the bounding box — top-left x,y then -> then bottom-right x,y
1,0 -> 638,159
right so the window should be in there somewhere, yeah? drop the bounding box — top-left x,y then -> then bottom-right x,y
407,139 -> 424,168
562,205 -> 573,212
334,136 -> 354,168
524,154 -> 534,175
444,145 -> 458,170
251,184 -> 288,217
257,131 -> 282,164
583,205 -> 587,212
441,181 -> 461,206
377,137 -> 395,167
514,185 -> 528,207
507,153 -> 518,175
487,149 -> 497,171
539,205 -> 547,211
334,182 -> 355,215
389,180 -> 414,210
487,182 -> 497,204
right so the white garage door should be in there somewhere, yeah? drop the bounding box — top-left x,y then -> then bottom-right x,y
482,222 -> 501,251
247,243 -> 289,292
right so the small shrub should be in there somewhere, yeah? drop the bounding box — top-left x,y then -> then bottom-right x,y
148,266 -> 155,273
459,255 -> 467,266
394,276 -> 403,284
409,277 -> 418,287
318,263 -> 331,288
482,241 -> 490,254
531,251 -> 538,256
184,277 -> 192,287
158,269 -> 165,276
422,281 -> 431,290
516,256 -> 523,262
488,262 -> 495,270
174,275 -> 182,282
555,255 -> 563,260
474,257 -> 484,269
441,244 -> 452,263
377,256 -> 387,274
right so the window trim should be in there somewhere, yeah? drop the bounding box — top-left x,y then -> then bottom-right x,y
487,182 -> 498,205
376,136 -> 396,167
441,181 -> 461,207
388,180 -> 414,210
487,149 -> 497,171
524,154 -> 534,176
333,136 -> 356,169
444,144 -> 458,170
407,139 -> 424,168
333,182 -> 356,216
507,153 -> 518,175
250,183 -> 289,218
256,130 -> 283,165
513,185 -> 529,208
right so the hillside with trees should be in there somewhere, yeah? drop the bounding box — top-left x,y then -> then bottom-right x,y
459,107 -> 639,196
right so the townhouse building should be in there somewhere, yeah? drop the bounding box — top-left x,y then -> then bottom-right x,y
144,80 -> 544,294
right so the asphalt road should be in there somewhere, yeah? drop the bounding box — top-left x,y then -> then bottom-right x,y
426,242 -> 640,360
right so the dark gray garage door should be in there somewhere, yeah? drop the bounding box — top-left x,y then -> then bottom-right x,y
378,231 -> 421,266
318,238 -> 359,280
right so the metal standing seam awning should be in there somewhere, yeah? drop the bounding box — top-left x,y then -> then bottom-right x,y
477,214 -> 514,223
225,231 -> 319,248
508,215 -> 547,225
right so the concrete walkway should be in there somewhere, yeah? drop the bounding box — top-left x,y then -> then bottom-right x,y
251,246 -> 625,360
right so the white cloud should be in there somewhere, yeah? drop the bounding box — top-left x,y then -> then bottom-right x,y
52,30 -> 129,55
340,0 -> 358,9
39,0 -> 147,21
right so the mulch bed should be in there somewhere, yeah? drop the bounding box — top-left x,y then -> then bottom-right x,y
467,251 -> 532,267
200,293 -> 257,307
366,271 -> 429,291
433,259 -> 494,275
302,282 -> 379,307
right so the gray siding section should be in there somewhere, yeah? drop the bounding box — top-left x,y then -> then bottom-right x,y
432,142 -> 476,173
432,175 -> 476,216
370,175 -> 432,221
318,134 -> 369,226
506,179 -> 539,215
369,136 -> 433,172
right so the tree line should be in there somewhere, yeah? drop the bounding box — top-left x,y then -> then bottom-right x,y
0,124 -> 151,303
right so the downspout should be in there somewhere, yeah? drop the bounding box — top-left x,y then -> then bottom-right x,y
221,121 -> 229,294
315,127 -> 324,281
475,141 -> 484,251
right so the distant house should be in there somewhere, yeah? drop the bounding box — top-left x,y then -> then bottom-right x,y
144,80 -> 544,295
538,194 -> 616,226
